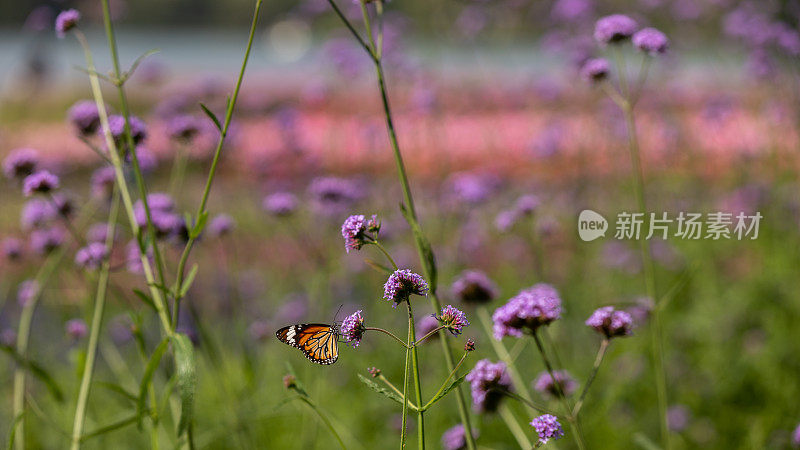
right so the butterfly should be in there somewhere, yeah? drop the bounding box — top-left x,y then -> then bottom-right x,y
276,323 -> 340,365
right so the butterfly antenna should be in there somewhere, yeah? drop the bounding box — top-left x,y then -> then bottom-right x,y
332,304 -> 344,323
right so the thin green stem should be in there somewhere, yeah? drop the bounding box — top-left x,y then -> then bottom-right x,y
420,351 -> 467,411
498,403 -> 532,450
400,312 -> 411,449
413,325 -> 445,347
370,240 -> 398,270
296,397 -> 347,450
492,388 -> 555,415
572,339 -> 609,417
365,327 -> 410,349
406,302 -> 425,450
377,375 -> 419,411
70,186 -> 121,450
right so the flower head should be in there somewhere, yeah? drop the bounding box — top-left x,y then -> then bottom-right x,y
21,199 -> 57,230
22,170 -> 59,196
86,222 -> 115,243
466,359 -> 512,412
667,405 -> 690,432
594,14 -> 638,44
262,192 -> 298,217
68,100 -> 100,135
464,338 -> 476,352
65,319 -> 88,339
368,367 -> 381,377
416,315 -> 440,343
17,280 -> 40,307
585,306 -> 633,338
75,243 -> 108,270
340,310 -> 366,347
207,214 -> 235,238
341,214 -> 370,253
0,329 -> 16,347
3,148 -> 39,180
792,422 -> 800,448
435,305 -> 470,335
534,370 -> 578,398
530,414 -> 565,444
167,114 -> 203,141
108,115 -> 147,145
2,238 -> 23,261
633,27 -> 669,54
308,177 -> 361,216
441,424 -> 479,450
515,194 -> 541,215
451,270 -> 499,305
492,284 -> 562,339
30,227 -> 65,255
580,58 -> 610,82
55,9 -> 80,38
91,166 -> 116,200
383,269 -> 429,305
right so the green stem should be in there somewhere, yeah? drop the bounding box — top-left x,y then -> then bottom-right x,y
371,240 -> 398,271
297,397 -> 347,450
572,339 -> 609,417
405,302 -> 425,450
70,187 -> 121,450
419,351 -> 467,411
413,325 -> 446,347
400,311 -> 411,449
377,375 -> 418,411
498,403 -> 532,450
365,327 -> 410,349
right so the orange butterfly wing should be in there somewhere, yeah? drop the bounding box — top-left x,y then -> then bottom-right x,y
276,324 -> 339,365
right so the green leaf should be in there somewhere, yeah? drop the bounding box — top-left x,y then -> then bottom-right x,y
123,49 -> 160,82
179,264 -> 199,298
80,414 -> 141,442
137,338 -> 169,425
132,289 -> 157,312
357,374 -> 417,411
421,374 -> 466,412
190,212 -> 209,239
6,412 -> 23,450
199,103 -> 222,131
171,333 -> 197,437
0,346 -> 64,402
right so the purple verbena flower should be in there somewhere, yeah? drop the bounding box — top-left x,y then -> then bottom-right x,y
308,177 -> 362,216
585,306 -> 634,338
383,269 -> 429,305
533,370 -> 578,398
340,310 -> 366,347
435,305 -> 470,335
594,14 -> 638,44
580,58 -> 610,82
416,315 -> 440,342
3,148 -> 39,180
125,240 -> 153,274
207,214 -> 234,238
90,166 -> 116,199
530,414 -> 565,444
51,193 -> 73,218
667,405 -> 690,432
167,114 -> 202,141
494,209 -> 520,233
451,270 -> 499,305
262,192 -> 298,217
68,100 -> 100,135
441,424 -> 479,450
633,27 -> 669,54
75,242 -> 108,270
65,319 -> 88,339
21,199 -> 57,230
341,214 -> 372,252
550,0 -> 593,23
2,238 -> 23,261
108,115 -> 147,145
30,227 -> 65,255
465,359 -> 512,412
86,222 -> 115,243
22,170 -> 59,196
515,194 -> 541,215
446,172 -> 494,205
492,284 -> 562,339
0,329 -> 16,347
55,9 -> 80,38
17,280 -> 40,307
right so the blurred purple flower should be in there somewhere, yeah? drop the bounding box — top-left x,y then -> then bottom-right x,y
494,209 -> 519,233
65,319 -> 88,339
108,315 -> 134,345
3,148 -> 39,180
17,280 -> 40,307
633,27 -> 669,54
275,294 -> 308,324
340,310 -> 366,347
534,370 -> 578,398
594,14 -> 638,44
465,359 -> 511,412
550,0 -> 593,23
55,9 -> 80,38
308,177 -> 362,217
207,214 -> 235,238
626,296 -> 654,325
515,194 -> 541,215
601,241 -> 641,273
492,284 -> 562,339
90,166 -> 116,199
530,414 -> 564,444
451,270 -> 498,305
416,315 -> 440,342
125,240 -> 153,274
108,115 -> 147,145
21,199 -> 57,230
75,242 -> 108,270
456,6 -> 487,39
167,114 -> 203,142
435,305 -> 470,335
322,38 -> 367,78
30,227 -> 65,255
68,100 -> 101,135
441,424 -> 478,450
383,269 -> 428,305
2,237 -> 23,261
580,58 -> 610,82
446,172 -> 494,205
24,6 -> 54,32
51,193 -> 74,219
667,405 -> 690,432
0,329 -> 16,347
23,170 -> 59,196
263,192 -> 298,217
586,306 -> 633,338
792,423 -> 800,448
86,222 -> 115,243
249,320 -> 270,341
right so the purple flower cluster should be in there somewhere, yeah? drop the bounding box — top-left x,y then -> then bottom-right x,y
308,177 -> 362,216
585,306 -> 634,338
21,199 -> 57,230
68,100 -> 101,135
492,284 -> 562,339
441,424 -> 478,450
167,114 -> 203,142
125,240 -> 153,274
74,243 -> 108,270
55,9 -> 80,38
416,315 -> 440,342
434,305 -> 470,335
633,27 -> 669,54
530,414 -> 565,444
465,359 -> 512,412
446,172 -> 495,205
30,227 -> 65,255
383,269 -> 428,305
792,422 -> 800,448
86,223 -> 114,243
65,319 -> 88,339
451,270 -> 498,305
207,214 -> 235,238
134,193 -> 182,238
23,170 -> 59,196
533,370 -> 578,398
108,115 -> 148,145
2,238 -> 23,261
340,310 -> 366,347
594,14 -> 638,44
262,192 -> 298,217
580,58 -> 610,82
17,280 -> 40,307
341,214 -> 369,253
90,167 -> 117,200
494,194 -> 541,232
3,148 -> 39,180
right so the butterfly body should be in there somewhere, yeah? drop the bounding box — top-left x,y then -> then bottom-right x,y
276,323 -> 339,365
